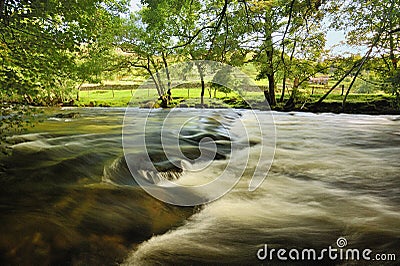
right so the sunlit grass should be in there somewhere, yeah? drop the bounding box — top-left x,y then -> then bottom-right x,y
76,81 -> 395,108
77,86 -> 244,107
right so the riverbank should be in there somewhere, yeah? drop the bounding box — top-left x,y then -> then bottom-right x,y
275,98 -> 400,115
72,88 -> 400,115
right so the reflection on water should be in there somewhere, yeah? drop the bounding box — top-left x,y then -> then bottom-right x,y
1,108 -> 399,265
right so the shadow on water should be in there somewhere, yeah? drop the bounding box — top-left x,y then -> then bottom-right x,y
0,108 -> 237,265
0,109 -> 182,264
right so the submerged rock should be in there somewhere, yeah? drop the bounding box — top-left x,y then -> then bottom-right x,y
54,112 -> 80,119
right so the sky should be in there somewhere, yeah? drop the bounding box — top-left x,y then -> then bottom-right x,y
326,30 -> 346,53
326,30 -> 360,55
129,0 -> 141,12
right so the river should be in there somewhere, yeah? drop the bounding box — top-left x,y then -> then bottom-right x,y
1,108 -> 399,265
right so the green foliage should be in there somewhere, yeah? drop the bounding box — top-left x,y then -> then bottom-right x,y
211,67 -> 233,96
323,0 -> 399,98
240,0 -> 326,105
1,0 -> 127,101
0,0 -> 128,149
1,0 -> 400,152
386,69 -> 400,96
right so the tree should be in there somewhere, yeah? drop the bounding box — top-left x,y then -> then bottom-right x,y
119,0 -> 190,105
317,0 -> 400,108
1,0 -> 127,101
239,0 -> 325,106
176,0 -> 230,106
211,66 -> 233,97
0,0 -> 128,152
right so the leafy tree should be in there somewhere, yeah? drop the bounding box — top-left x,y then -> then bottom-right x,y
1,0 -> 127,101
125,0 -> 235,106
0,0 -> 128,152
176,0 -> 230,106
239,0 -> 325,106
211,66 -> 233,97
119,0 -> 187,105
317,0 -> 399,107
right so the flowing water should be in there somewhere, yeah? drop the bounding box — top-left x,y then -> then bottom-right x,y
0,108 -> 399,265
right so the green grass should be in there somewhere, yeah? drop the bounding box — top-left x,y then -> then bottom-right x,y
239,63 -> 269,86
77,89 -> 138,107
77,86 -> 244,107
76,82 -> 395,109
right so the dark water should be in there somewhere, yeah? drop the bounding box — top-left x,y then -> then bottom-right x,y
0,108 -> 196,265
1,108 -> 399,265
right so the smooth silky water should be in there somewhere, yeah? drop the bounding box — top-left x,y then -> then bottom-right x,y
0,108 -> 399,265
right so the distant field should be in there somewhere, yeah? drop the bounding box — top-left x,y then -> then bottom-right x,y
78,87 -> 243,107
76,82 -> 393,108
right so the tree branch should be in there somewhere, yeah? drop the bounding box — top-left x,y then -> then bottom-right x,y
167,25 -> 215,49
389,27 -> 400,34
206,0 -> 228,59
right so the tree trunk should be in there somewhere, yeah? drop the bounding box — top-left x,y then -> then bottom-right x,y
162,52 -> 171,91
263,10 -> 276,107
284,78 -> 299,110
280,74 -> 286,102
200,78 -> 205,106
342,59 -> 369,110
195,62 -> 205,106
147,69 -> 161,97
266,73 -> 276,106
343,29 -> 384,109
150,58 -> 165,96
389,0 -> 397,71
76,80 -> 85,101
263,90 -> 271,104
319,27 -> 384,106
155,70 -> 165,96
144,57 -> 162,97
316,61 -> 361,104
162,52 -> 172,102
279,0 -> 295,103
263,40 -> 276,106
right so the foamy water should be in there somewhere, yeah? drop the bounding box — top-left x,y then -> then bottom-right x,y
1,108 -> 399,265
124,112 -> 400,265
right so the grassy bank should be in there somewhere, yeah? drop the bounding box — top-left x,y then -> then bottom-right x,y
74,84 -> 400,115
